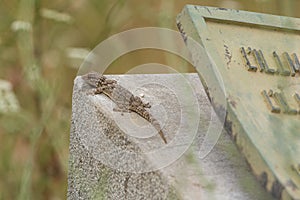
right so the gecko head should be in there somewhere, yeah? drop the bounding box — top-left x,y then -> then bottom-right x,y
82,72 -> 106,87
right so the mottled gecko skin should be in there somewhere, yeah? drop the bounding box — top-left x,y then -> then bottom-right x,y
82,72 -> 167,144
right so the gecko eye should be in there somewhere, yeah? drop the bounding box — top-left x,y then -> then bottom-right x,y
134,96 -> 141,102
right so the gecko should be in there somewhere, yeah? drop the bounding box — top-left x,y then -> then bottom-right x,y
82,72 -> 167,144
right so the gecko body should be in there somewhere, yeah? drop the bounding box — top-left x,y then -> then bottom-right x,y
82,72 -> 167,144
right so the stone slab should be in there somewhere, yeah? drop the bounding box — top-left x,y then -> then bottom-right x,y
177,6 -> 300,200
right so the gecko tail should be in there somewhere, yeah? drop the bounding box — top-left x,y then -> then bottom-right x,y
151,120 -> 167,144
159,130 -> 168,144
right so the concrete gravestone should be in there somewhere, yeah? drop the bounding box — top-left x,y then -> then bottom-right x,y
68,73 -> 275,200
177,6 -> 300,200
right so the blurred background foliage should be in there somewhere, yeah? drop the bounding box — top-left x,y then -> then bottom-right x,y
0,0 -> 299,199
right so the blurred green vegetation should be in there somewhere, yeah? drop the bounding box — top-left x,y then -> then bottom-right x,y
0,0 -> 299,199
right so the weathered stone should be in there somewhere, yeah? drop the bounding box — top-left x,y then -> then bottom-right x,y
68,73 -> 274,200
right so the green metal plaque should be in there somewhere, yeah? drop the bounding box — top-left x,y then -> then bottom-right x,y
177,6 -> 300,200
